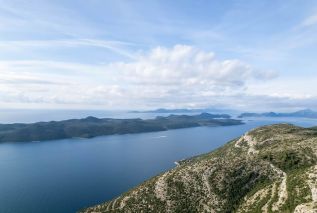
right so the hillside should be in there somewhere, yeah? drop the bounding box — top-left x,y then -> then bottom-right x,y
0,113 -> 241,143
80,124 -> 317,213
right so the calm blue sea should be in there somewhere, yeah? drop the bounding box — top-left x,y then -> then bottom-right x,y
0,110 -> 316,213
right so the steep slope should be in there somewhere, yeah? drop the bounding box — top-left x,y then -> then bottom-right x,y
80,124 -> 317,213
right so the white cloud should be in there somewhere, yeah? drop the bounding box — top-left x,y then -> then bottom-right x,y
112,45 -> 275,86
301,13 -> 317,27
0,45 -> 278,109
0,39 -> 136,59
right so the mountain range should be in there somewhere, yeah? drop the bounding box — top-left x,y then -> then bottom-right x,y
131,108 -> 233,117
239,109 -> 317,119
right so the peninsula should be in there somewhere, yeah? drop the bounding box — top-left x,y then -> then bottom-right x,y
0,113 -> 242,143
81,124 -> 317,213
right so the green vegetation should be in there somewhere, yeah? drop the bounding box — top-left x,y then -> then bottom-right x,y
281,168 -> 312,212
80,123 -> 317,213
261,148 -> 317,172
0,113 -> 242,143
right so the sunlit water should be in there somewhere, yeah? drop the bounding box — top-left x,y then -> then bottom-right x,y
0,110 -> 316,213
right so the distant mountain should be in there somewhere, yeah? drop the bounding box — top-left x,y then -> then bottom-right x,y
194,112 -> 231,119
81,124 -> 317,213
131,108 -> 231,117
131,108 -> 207,113
0,113 -> 242,143
238,109 -> 317,118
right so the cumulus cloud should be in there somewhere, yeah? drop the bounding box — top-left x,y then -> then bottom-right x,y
0,45 -> 279,109
114,45 -> 275,87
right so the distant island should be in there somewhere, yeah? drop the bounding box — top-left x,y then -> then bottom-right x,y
131,108 -> 231,118
238,109 -> 317,119
0,113 -> 242,143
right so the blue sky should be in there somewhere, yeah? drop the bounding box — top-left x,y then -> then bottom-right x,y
0,0 -> 317,111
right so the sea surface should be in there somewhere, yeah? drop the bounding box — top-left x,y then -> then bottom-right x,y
0,110 -> 316,213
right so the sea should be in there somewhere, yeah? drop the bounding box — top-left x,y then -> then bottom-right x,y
0,109 -> 316,213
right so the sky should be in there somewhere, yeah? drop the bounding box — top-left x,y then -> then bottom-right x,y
0,0 -> 317,111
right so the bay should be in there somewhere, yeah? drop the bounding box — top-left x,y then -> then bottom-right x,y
0,111 -> 316,213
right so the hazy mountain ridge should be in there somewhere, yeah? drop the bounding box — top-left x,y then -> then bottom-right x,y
0,113 -> 241,143
239,109 -> 317,119
131,108 -> 233,116
81,124 -> 317,213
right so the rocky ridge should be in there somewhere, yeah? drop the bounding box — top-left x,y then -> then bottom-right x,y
80,124 -> 317,213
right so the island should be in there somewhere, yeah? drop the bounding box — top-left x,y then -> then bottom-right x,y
0,113 -> 242,143
238,109 -> 317,119
130,108 -> 231,118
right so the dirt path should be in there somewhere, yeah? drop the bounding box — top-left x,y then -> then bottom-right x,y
294,165 -> 317,213
155,173 -> 168,201
261,183 -> 277,213
270,163 -> 288,211
235,133 -> 259,155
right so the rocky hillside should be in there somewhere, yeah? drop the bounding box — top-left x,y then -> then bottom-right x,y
80,124 -> 317,213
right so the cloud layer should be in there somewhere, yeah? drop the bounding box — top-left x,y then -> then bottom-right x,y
1,1 -> 317,111
0,45 -> 282,109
